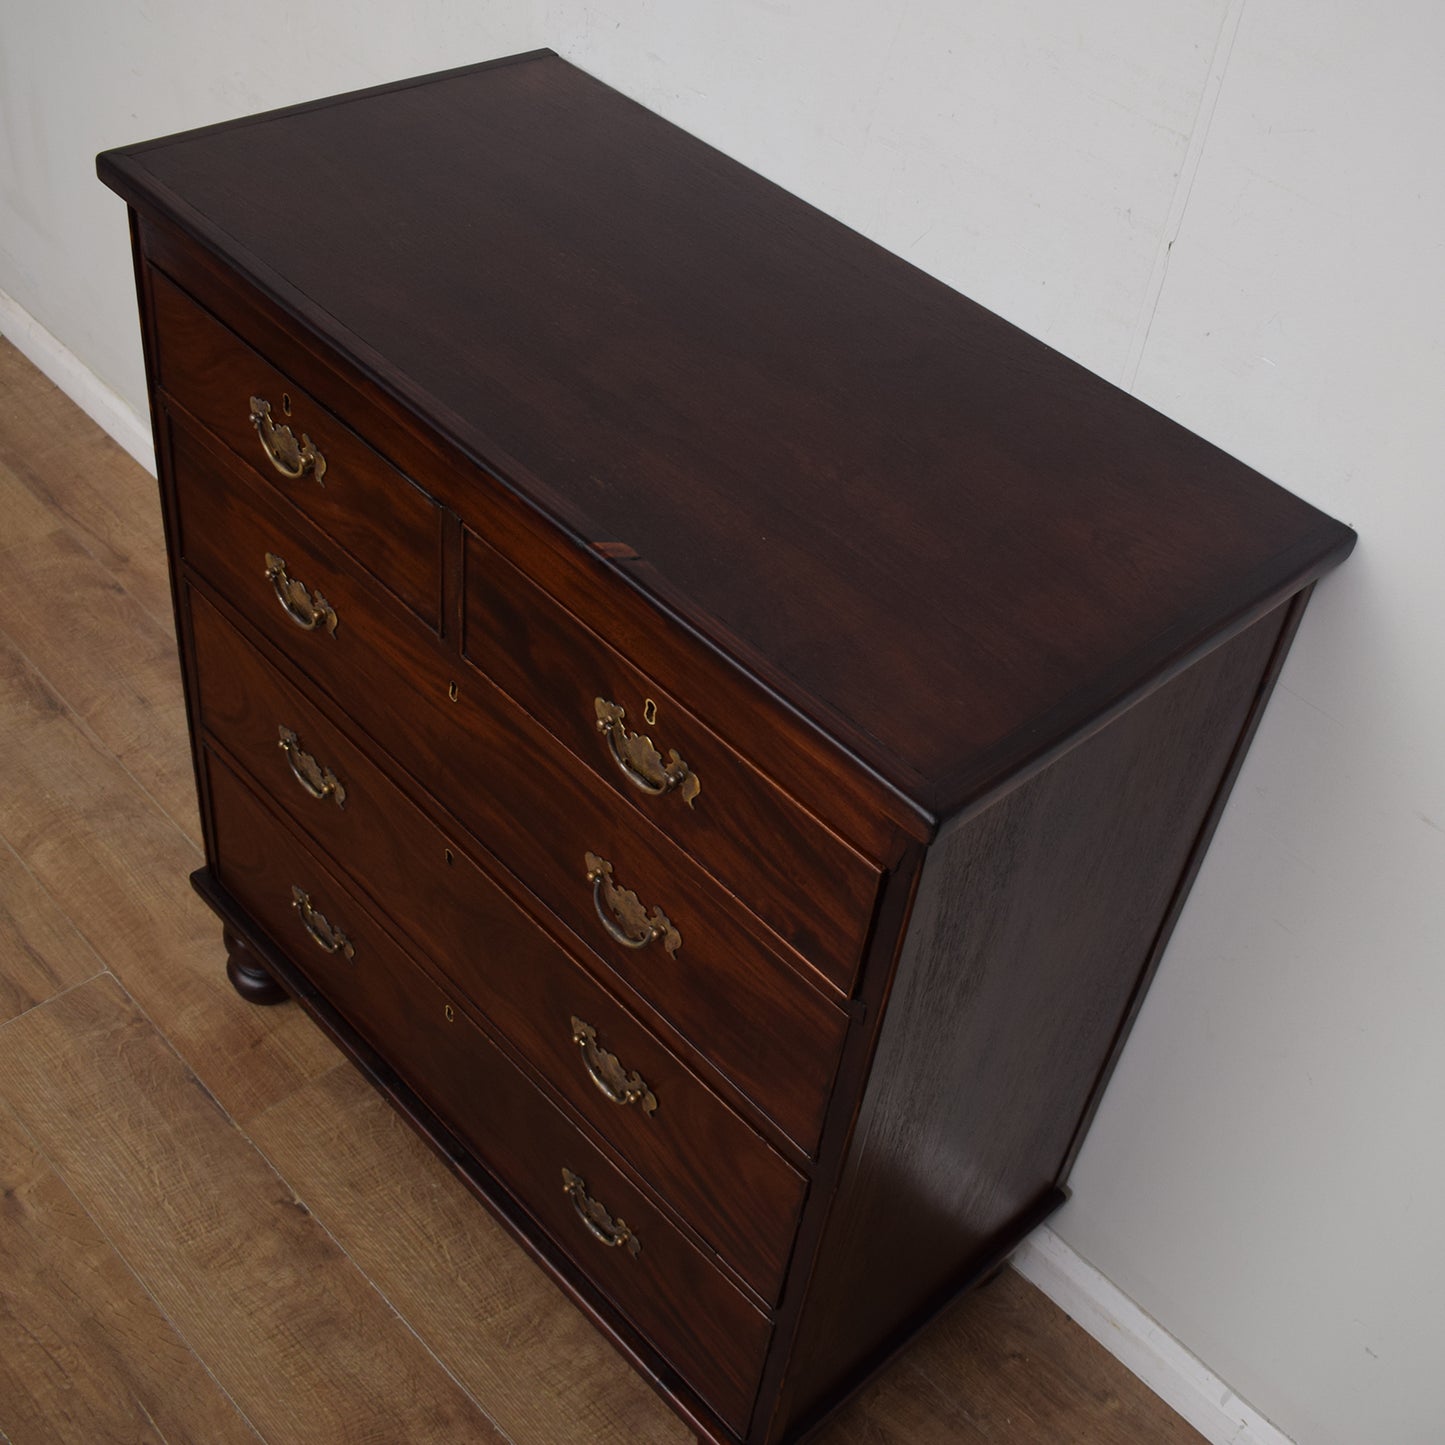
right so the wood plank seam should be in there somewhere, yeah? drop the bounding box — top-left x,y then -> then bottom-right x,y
0,424 -> 170,645
0,616 -> 198,852
94,969 -> 516,1443
0,831 -> 109,1016
0,967 -> 110,1037
0,1066 -> 266,1443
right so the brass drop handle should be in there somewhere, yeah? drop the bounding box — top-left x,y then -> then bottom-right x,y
291,886 -> 354,959
584,852 -> 681,957
264,552 -> 338,636
277,726 -> 346,807
594,698 -> 700,806
562,1168 -> 641,1256
571,1017 -> 658,1115
249,395 -> 327,483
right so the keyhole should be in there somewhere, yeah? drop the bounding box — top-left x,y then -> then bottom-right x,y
643,697 -> 658,727
444,1003 -> 455,1023
447,681 -> 460,703
443,847 -> 454,867
281,392 -> 293,417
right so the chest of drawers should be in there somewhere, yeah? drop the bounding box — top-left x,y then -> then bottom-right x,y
99,51 -> 1354,1444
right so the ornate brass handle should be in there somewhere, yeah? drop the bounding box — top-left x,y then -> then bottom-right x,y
584,852 -> 681,957
249,396 -> 327,483
277,726 -> 346,807
264,553 -> 338,636
561,1168 -> 641,1256
290,885 -> 354,959
571,1017 -> 658,1115
594,698 -> 700,806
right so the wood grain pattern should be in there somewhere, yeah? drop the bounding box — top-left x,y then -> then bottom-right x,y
0,628 -> 335,1127
0,339 -> 172,634
190,586 -> 807,1301
0,334 -> 1208,1445
775,605 -> 1289,1436
0,1093 -> 260,1444
134,209 -> 930,853
0,835 -> 103,1025
249,1062 -> 693,1445
98,53 -> 1355,824
92,62 -> 1356,1443
0,973 -> 504,1445
816,1269 -> 1205,1445
0,449 -> 200,846
150,270 -> 443,628
169,423 -> 851,1151
202,756 -> 772,1432
463,525 -> 882,986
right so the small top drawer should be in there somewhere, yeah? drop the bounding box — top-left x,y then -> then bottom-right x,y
463,528 -> 882,992
148,269 -> 442,627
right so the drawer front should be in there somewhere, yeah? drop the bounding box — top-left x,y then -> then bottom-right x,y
151,270 -> 441,626
464,530 -> 880,992
188,589 -> 807,1301
205,755 -> 770,1433
172,424 -> 848,1152
169,417 -> 452,764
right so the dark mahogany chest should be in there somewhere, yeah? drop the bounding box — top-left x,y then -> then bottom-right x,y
99,51 -> 1353,1444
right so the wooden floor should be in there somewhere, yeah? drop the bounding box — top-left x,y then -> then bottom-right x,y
0,337 -> 1207,1445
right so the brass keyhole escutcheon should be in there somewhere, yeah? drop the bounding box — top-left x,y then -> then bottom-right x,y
594,697 -> 699,806
281,392 -> 293,416
444,1003 -> 455,1023
250,396 -> 326,483
444,847 -> 454,866
448,681 -> 460,703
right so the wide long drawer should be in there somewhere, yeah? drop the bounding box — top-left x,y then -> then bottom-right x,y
170,417 -> 849,1152
188,587 -> 807,1301
204,754 -> 770,1432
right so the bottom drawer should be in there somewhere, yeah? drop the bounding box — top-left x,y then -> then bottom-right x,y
205,751 -> 771,1432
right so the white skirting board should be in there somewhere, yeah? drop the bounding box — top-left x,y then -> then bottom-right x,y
1,282 -> 1293,1445
1013,1227 -> 1294,1445
0,288 -> 156,476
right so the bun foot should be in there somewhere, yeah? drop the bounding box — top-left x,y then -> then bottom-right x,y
224,925 -> 288,1005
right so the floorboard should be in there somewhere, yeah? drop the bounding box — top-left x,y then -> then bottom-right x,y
0,837 -> 104,1026
0,974 -> 503,1445
0,336 -> 1207,1444
0,339 -> 172,633
0,1093 -> 261,1444
250,1064 -> 690,1445
0,454 -> 197,845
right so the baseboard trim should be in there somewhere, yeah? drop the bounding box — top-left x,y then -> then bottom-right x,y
1014,1227 -> 1294,1445
0,288 -> 155,475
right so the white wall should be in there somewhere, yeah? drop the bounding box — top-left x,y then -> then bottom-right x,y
4,5 -> 1442,1442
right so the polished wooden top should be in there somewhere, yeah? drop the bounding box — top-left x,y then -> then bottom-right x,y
98,50 -> 1354,826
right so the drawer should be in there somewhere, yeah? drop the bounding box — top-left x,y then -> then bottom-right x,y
463,529 -> 882,992
188,589 -> 807,1301
171,425 -> 849,1152
150,270 -> 441,626
204,755 -> 770,1433
169,416 -> 451,764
